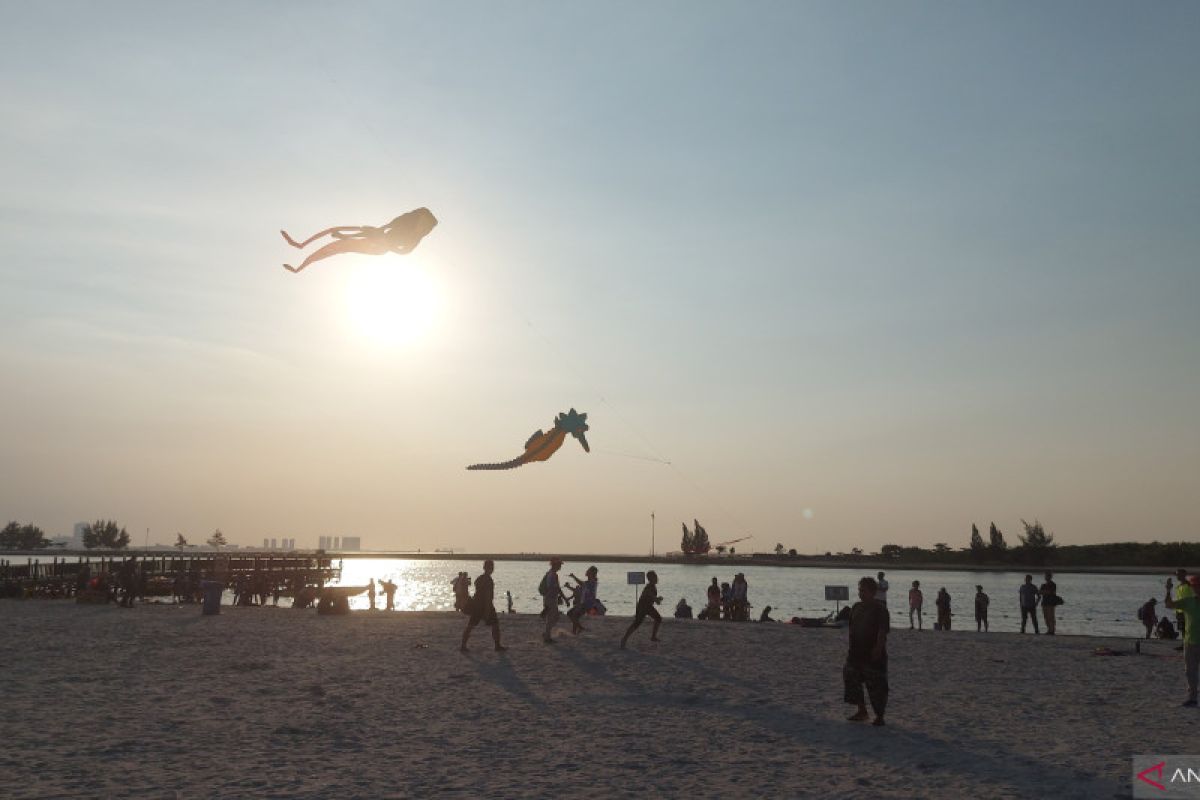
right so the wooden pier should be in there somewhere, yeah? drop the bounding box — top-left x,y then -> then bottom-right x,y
0,551 -> 341,601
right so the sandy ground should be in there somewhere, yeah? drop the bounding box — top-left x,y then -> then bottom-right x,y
1,600 -> 1196,799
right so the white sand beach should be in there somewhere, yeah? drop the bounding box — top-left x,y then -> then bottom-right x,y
1,601 -> 1194,799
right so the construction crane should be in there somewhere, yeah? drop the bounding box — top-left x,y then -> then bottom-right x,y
714,535 -> 752,551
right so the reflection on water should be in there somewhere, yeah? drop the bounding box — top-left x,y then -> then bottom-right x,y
331,558 -> 1168,638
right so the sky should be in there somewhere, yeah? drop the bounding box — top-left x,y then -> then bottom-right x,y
1,2 -> 1197,554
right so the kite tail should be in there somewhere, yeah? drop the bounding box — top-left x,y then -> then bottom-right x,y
466,457 -> 527,471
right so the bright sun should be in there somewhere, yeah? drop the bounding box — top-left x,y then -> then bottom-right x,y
344,258 -> 441,347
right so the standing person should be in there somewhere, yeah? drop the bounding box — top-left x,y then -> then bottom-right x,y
935,588 -> 952,631
540,558 -> 564,643
1040,571 -> 1058,635
506,590 -> 514,614
568,566 -> 600,634
1164,576 -> 1200,706
453,572 -> 471,614
1175,569 -> 1192,639
367,578 -> 377,611
843,576 -> 890,726
908,581 -> 923,630
974,585 -> 990,632
1139,598 -> 1159,639
381,578 -> 397,611
731,573 -> 750,620
1019,575 -> 1041,634
620,570 -> 663,649
460,560 -> 505,652
876,572 -> 889,607
705,578 -> 721,620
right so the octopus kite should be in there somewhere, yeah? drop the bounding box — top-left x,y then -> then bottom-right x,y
467,409 -> 590,471
280,207 -> 438,273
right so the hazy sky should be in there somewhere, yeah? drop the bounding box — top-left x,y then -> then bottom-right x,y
2,2 -> 1197,554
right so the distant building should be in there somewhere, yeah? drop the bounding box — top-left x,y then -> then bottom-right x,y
341,536 -> 361,551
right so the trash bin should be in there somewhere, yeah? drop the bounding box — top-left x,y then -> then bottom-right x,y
201,580 -> 223,615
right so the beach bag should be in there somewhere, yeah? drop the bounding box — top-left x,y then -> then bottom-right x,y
537,573 -> 549,596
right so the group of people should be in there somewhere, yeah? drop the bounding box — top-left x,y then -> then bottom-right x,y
457,558 -> 663,652
1140,568 -> 1197,641
896,571 -> 1062,634
678,574 -> 752,621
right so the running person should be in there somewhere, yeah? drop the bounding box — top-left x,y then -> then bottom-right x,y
620,571 -> 663,649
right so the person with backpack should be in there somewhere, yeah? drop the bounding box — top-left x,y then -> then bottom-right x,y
540,558 -> 564,643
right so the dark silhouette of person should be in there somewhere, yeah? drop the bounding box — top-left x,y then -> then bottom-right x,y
1040,571 -> 1058,634
461,560 -> 505,652
381,579 -> 397,611
620,570 -> 662,649
935,588 -> 951,630
1140,598 -> 1159,639
506,590 -> 513,614
974,586 -> 990,632
675,598 -> 693,619
1019,574 -> 1040,634
759,605 -> 775,622
844,576 -> 889,726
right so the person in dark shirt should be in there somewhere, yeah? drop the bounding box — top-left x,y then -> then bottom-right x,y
1040,571 -> 1058,635
844,576 -> 890,726
1019,574 -> 1040,634
935,588 -> 951,631
380,579 -> 397,611
759,605 -> 775,622
674,598 -> 693,619
460,560 -> 505,652
621,571 -> 663,649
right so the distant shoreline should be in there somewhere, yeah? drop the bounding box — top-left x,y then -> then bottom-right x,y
4,548 -> 1184,576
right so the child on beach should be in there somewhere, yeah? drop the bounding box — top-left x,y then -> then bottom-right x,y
568,566 -> 599,634
621,570 -> 662,649
908,581 -> 923,630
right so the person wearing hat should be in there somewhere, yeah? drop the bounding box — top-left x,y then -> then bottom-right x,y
541,558 -> 564,643
974,585 -> 990,632
1139,597 -> 1159,640
1164,575 -> 1200,706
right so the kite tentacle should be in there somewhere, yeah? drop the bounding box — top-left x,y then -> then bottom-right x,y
466,457 -> 528,471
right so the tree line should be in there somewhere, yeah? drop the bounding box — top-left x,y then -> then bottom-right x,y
0,520 -> 229,551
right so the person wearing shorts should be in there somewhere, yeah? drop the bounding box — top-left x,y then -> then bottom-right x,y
621,570 -> 663,649
461,560 -> 505,652
542,558 -> 564,643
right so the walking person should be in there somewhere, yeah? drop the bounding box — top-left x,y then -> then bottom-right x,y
908,580 -> 923,630
460,560 -> 505,652
935,587 -> 952,631
540,558 -> 564,643
1164,575 -> 1200,706
974,585 -> 990,632
620,570 -> 663,649
843,576 -> 890,726
1019,575 -> 1041,634
876,572 -> 889,607
1040,571 -> 1058,635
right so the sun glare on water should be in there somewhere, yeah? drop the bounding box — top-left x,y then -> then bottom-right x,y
344,259 -> 441,347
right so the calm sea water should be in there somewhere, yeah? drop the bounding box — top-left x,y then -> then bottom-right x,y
329,558 -> 1171,638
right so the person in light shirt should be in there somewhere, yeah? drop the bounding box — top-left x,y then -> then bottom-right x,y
876,572 -> 889,607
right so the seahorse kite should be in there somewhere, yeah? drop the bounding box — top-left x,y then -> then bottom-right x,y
280,207 -> 438,273
467,409 -> 590,471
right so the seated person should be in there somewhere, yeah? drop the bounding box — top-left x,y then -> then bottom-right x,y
674,598 -> 693,619
1157,615 -> 1179,640
759,605 -> 775,622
